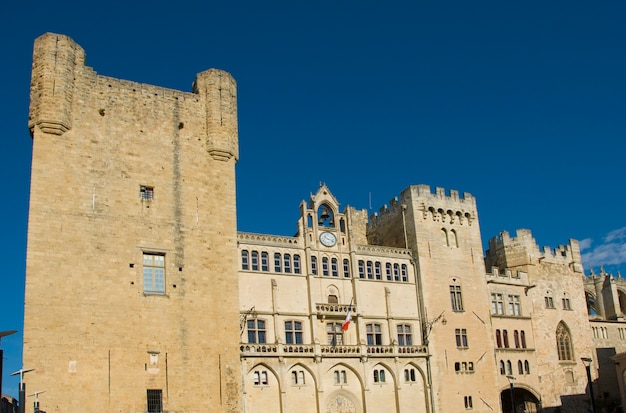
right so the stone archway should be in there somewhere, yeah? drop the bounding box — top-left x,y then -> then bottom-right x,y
500,387 -> 540,413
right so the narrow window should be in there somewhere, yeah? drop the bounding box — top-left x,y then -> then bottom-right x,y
450,229 -> 458,248
393,263 -> 400,281
506,360 -> 512,375
524,360 -> 530,374
261,252 -> 269,272
563,298 -> 571,310
358,260 -> 365,278
241,250 -> 249,270
366,261 -> 373,279
284,253 -> 292,273
499,360 -> 505,375
441,228 -> 449,246
556,322 -> 573,361
518,360 -> 524,375
331,258 -> 338,277
373,369 -> 386,383
450,285 -> 463,311
143,253 -> 165,294
520,330 -> 527,348
455,362 -> 461,372
333,369 -> 347,384
147,389 -> 162,413
311,256 -> 318,275
322,257 -> 329,276
251,251 -> 259,271
545,295 -> 555,309
503,330 -> 509,348
514,330 -> 520,348
293,254 -> 301,274
274,253 -> 282,272
375,262 -> 382,280
298,370 -> 305,384
386,263 -> 392,281
260,371 -> 268,385
401,264 -> 408,281
496,329 -> 502,348
464,395 -> 473,409
343,259 -> 350,278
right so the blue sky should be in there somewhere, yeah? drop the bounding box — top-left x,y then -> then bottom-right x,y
1,0 -> 625,399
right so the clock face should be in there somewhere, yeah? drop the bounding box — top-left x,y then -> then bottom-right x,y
319,232 -> 337,247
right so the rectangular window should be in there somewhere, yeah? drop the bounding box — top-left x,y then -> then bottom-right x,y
311,256 -> 318,275
251,251 -> 259,271
140,185 -> 154,200
491,293 -> 504,315
333,370 -> 347,384
366,323 -> 383,345
450,285 -> 463,311
464,395 -> 473,409
241,250 -> 249,270
404,368 -> 416,382
143,253 -> 165,294
358,260 -> 365,279
545,296 -> 554,309
455,328 -> 468,348
343,259 -> 350,278
254,370 -> 268,385
393,264 -> 400,281
331,258 -> 339,277
247,319 -> 266,344
366,261 -> 373,279
375,262 -> 382,280
397,324 -> 412,346
401,264 -> 408,282
508,295 -> 521,316
147,389 -> 163,413
285,321 -> 303,344
322,257 -> 329,276
327,323 -> 343,346
284,254 -> 292,273
562,298 -> 571,310
386,263 -> 392,281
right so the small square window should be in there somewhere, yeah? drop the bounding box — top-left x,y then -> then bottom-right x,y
140,186 -> 154,200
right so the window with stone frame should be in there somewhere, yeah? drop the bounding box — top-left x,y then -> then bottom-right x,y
366,323 -> 383,345
247,319 -> 266,344
285,320 -> 303,345
143,253 -> 165,294
556,322 -> 573,361
397,324 -> 413,346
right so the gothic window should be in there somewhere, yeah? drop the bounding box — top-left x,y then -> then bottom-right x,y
328,294 -> 338,304
293,254 -> 301,274
450,285 -> 463,311
366,323 -> 383,345
506,360 -> 512,375
366,261 -> 374,279
499,360 -> 505,375
545,293 -> 555,309
251,251 -> 259,271
261,252 -> 269,271
318,205 -> 334,227
343,259 -> 350,278
143,253 -> 165,294
311,256 -> 318,275
524,360 -> 530,374
358,260 -> 365,278
441,228 -> 449,246
556,322 -> 573,361
394,263 -> 400,281
241,250 -> 249,270
397,324 -> 412,346
331,258 -> 338,277
247,319 -> 266,344
401,264 -> 408,282
518,360 -> 524,375
285,321 -> 303,344
253,370 -> 269,386
562,297 -> 571,310
520,330 -> 527,348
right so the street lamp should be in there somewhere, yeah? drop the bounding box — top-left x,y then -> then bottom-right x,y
28,390 -> 45,413
581,357 -> 597,413
0,330 -> 17,399
10,368 -> 34,413
506,375 -> 516,413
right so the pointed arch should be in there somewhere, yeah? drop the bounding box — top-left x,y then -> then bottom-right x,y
556,321 -> 574,361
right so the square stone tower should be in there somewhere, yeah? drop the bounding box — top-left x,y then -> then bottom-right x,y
24,33 -> 241,413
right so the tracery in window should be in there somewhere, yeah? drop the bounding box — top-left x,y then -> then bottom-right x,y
556,322 -> 573,361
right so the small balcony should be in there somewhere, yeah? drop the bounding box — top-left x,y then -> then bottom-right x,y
240,342 -> 428,360
315,303 -> 355,319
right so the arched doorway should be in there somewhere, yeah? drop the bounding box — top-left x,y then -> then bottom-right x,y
500,387 -> 540,413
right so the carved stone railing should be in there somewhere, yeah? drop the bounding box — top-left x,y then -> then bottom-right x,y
240,343 -> 428,359
238,232 -> 300,246
356,244 -> 412,257
315,303 -> 355,317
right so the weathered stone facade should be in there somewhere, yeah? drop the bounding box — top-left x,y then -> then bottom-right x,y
23,33 -> 626,413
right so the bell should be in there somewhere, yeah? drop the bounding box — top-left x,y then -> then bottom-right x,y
320,207 -> 330,221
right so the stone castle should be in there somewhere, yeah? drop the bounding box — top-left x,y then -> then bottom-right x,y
22,33 -> 626,413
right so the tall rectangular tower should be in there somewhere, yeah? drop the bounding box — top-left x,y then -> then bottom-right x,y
24,33 -> 241,413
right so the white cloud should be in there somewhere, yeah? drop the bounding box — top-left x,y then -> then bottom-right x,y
580,226 -> 626,269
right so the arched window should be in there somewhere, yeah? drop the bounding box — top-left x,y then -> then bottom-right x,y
524,360 -> 530,374
386,263 -> 392,281
556,322 -> 573,361
322,257 -> 329,276
358,260 -> 365,278
499,360 -> 505,375
520,330 -> 527,348
283,253 -> 291,273
261,252 -> 269,271
331,258 -> 338,277
343,259 -> 350,278
241,250 -> 249,270
366,261 -> 373,279
503,330 -> 509,348
274,253 -> 282,272
375,262 -> 382,280
441,228 -> 449,246
394,263 -> 400,281
401,264 -> 408,282
506,360 -> 512,375
496,330 -> 502,348
518,360 -> 524,375
328,294 -> 338,304
514,330 -> 520,348
293,254 -> 301,274
450,229 -> 458,248
251,251 -> 259,271
311,256 -> 318,275
366,323 -> 383,345
318,204 -> 335,227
